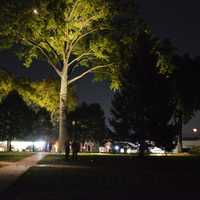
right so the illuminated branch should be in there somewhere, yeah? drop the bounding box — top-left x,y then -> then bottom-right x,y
44,39 -> 62,66
68,52 -> 94,67
25,39 -> 62,77
71,28 -> 98,49
65,28 -> 98,62
68,0 -> 80,20
68,64 -> 112,85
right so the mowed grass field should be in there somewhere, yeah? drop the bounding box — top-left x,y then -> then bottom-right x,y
0,152 -> 33,162
3,153 -> 200,200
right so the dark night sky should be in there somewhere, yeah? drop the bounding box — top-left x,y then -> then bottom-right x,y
0,0 -> 200,137
135,0 -> 200,137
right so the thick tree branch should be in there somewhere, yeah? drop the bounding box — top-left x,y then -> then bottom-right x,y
68,52 -> 94,67
65,28 -> 97,62
71,28 -> 98,49
44,39 -> 62,66
25,39 -> 62,77
68,64 -> 113,85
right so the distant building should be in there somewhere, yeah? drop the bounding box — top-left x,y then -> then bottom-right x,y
80,140 -> 100,152
0,140 -> 47,152
183,137 -> 200,149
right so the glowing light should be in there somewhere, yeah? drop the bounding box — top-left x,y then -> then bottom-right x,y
120,148 -> 124,153
192,128 -> 198,133
34,141 -> 46,149
149,147 -> 165,154
54,143 -> 58,152
11,141 -> 32,152
114,145 -> 119,151
33,9 -> 39,15
10,141 -> 46,151
127,148 -> 131,154
105,145 -> 111,152
99,147 -> 105,153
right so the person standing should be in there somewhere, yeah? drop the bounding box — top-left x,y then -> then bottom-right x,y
72,140 -> 80,160
64,140 -> 70,160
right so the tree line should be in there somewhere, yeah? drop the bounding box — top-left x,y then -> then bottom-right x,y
0,69 -> 106,150
0,0 -> 199,153
110,31 -> 200,154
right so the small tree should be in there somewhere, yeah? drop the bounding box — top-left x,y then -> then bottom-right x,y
0,90 -> 35,151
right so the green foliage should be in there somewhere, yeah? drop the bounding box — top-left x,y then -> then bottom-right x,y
0,0 -> 143,91
0,69 -> 14,98
156,39 -> 176,77
0,0 -> 113,76
0,69 -> 77,114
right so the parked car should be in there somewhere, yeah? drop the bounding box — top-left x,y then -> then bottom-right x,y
149,146 -> 165,154
112,141 -> 138,154
112,141 -> 165,154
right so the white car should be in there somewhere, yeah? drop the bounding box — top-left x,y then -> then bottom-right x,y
149,146 -> 165,154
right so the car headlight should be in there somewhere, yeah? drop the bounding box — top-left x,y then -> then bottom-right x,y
114,145 -> 119,150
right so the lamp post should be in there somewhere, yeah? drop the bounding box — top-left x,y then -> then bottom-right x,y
72,120 -> 76,140
192,128 -> 198,133
192,128 -> 198,138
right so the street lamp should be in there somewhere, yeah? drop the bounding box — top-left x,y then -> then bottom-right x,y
72,120 -> 76,126
192,128 -> 198,139
72,120 -> 76,140
192,128 -> 198,133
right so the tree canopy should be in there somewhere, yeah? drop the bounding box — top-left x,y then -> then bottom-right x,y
0,90 -> 35,142
0,0 -> 121,88
110,31 -> 177,152
0,68 -> 77,114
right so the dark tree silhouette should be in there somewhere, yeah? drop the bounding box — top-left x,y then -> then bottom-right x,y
0,90 -> 35,151
68,102 -> 106,143
171,54 -> 200,152
110,31 -> 176,155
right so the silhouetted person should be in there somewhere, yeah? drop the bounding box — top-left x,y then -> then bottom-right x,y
64,140 -> 70,160
48,143 -> 52,152
72,141 -> 80,160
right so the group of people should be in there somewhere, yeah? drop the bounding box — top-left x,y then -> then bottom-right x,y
64,140 -> 80,160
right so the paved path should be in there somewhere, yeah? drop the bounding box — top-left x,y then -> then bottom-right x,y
0,153 -> 46,193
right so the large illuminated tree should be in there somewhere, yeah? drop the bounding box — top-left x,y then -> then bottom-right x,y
0,0 -> 121,151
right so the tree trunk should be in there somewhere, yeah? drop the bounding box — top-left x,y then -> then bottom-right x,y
58,72 -> 69,153
139,134 -> 145,157
177,114 -> 183,153
138,105 -> 145,157
7,140 -> 12,152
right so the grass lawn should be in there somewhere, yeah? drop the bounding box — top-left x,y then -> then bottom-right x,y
0,152 -> 33,162
2,154 -> 200,199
